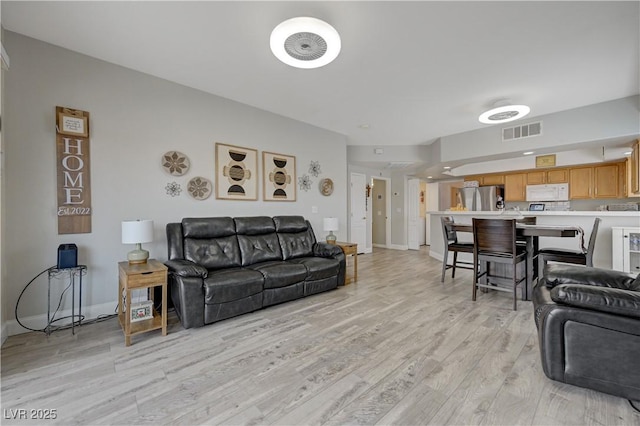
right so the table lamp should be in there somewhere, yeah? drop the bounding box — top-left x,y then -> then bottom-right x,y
121,219 -> 154,264
323,217 -> 338,243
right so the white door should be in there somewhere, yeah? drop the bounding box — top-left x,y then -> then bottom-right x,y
408,178 -> 420,250
350,172 -> 367,252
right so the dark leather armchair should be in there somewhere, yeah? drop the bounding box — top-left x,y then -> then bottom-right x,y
533,264 -> 640,402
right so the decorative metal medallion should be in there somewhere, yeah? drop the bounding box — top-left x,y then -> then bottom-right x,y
187,176 -> 212,200
165,181 -> 182,197
309,160 -> 322,177
320,178 -> 334,196
298,174 -> 312,192
162,151 -> 190,176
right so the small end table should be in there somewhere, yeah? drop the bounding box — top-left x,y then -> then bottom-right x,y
334,241 -> 358,284
46,265 -> 87,335
118,259 -> 168,346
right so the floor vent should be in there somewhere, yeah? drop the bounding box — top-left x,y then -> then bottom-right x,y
503,121 -> 542,141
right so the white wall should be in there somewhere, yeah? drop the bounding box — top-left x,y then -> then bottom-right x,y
438,96 -> 640,163
2,32 -> 348,336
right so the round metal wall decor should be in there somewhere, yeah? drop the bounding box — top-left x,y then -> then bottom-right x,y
320,178 -> 334,196
187,176 -> 212,200
162,151 -> 190,176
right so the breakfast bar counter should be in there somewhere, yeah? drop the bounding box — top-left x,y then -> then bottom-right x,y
428,210 -> 640,270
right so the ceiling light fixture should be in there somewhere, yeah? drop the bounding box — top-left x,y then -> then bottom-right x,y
270,17 -> 341,69
479,100 -> 530,124
523,151 -> 535,155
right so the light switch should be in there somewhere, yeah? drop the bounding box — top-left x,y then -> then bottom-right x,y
311,206 -> 318,214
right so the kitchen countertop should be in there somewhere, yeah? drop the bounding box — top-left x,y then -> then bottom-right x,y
427,210 -> 640,270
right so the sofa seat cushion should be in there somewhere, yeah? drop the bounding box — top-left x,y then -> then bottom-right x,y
204,268 -> 264,304
249,261 -> 307,289
288,257 -> 340,281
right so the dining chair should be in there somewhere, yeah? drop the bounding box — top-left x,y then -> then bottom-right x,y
537,217 -> 601,277
472,218 -> 527,310
440,216 -> 474,282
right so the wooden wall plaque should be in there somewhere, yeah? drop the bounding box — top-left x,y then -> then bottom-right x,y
535,154 -> 556,168
56,106 -> 92,234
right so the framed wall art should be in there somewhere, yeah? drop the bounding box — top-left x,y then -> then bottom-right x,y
215,142 -> 258,200
57,108 -> 89,137
263,151 -> 296,201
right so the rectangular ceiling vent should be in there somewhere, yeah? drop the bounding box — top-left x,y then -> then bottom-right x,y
502,121 -> 542,141
385,162 -> 414,169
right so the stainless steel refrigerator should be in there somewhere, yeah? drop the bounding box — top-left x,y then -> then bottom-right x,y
456,186 -> 503,211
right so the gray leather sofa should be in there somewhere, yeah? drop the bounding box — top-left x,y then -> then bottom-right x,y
533,264 -> 640,402
165,215 -> 345,329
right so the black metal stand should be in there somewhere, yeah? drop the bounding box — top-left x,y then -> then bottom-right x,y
46,265 -> 87,335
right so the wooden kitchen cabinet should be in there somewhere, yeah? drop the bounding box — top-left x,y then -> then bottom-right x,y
546,168 -> 569,183
569,167 -> 593,199
482,174 -> 505,186
526,171 -> 546,185
593,163 -> 619,198
569,163 -> 623,199
504,173 -> 527,201
631,139 -> 640,195
464,173 -> 505,186
526,169 -> 568,185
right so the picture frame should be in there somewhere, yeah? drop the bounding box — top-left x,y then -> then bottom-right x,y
58,112 -> 88,137
535,154 -> 556,168
263,151 -> 296,201
215,142 -> 258,200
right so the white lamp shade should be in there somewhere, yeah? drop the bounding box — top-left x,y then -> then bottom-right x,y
121,220 -> 154,244
323,217 -> 339,232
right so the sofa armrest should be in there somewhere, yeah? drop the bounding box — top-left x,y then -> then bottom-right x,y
165,259 -> 208,278
313,242 -> 344,258
551,284 -> 640,319
542,264 -> 637,290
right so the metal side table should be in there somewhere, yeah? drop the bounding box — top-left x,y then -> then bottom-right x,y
46,265 -> 87,335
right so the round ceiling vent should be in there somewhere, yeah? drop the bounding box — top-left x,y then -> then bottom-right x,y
271,17 -> 341,69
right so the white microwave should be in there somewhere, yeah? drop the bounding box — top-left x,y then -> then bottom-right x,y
525,183 -> 569,201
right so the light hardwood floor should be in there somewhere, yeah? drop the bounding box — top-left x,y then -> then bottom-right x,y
2,247 -> 639,425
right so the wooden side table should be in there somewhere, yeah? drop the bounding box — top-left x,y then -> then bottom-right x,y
334,241 -> 358,284
118,259 -> 168,346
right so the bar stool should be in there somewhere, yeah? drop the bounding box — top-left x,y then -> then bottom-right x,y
440,216 -> 474,282
472,218 -> 527,310
538,217 -> 601,277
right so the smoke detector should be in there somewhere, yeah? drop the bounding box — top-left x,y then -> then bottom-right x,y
479,99 -> 530,124
270,17 -> 341,69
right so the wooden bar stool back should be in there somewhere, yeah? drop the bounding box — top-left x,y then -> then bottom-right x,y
440,216 -> 474,282
472,218 -> 527,310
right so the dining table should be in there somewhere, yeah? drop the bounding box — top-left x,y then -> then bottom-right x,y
452,222 -> 582,300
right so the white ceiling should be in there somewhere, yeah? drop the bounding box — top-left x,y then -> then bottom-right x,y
3,1 -> 639,155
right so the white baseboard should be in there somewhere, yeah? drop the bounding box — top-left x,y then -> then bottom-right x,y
430,251 -> 444,262
6,301 -> 117,337
1,322 -> 8,346
389,244 -> 409,251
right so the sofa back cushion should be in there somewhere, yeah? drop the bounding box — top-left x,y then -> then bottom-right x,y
274,216 -> 316,259
235,217 -> 283,266
182,217 -> 241,270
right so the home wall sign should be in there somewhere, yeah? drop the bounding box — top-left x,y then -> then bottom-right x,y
56,106 -> 92,234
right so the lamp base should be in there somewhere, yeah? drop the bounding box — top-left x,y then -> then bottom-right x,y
127,244 -> 149,264
326,231 -> 337,244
